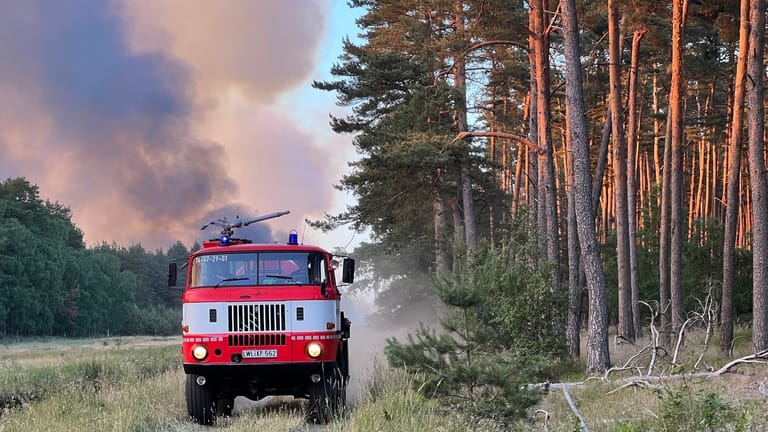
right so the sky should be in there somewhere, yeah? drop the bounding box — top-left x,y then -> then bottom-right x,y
0,0 -> 365,252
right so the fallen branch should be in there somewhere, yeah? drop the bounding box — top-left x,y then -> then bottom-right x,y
562,383 -> 590,432
709,349 -> 768,376
606,379 -> 651,395
529,349 -> 768,394
534,409 -> 550,432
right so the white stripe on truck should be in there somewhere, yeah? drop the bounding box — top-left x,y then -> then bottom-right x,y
183,300 -> 339,334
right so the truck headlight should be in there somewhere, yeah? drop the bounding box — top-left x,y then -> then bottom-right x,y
306,342 -> 323,358
192,344 -> 208,361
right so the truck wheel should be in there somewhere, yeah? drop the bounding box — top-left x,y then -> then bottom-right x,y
216,397 -> 234,417
185,374 -> 215,425
307,365 -> 346,424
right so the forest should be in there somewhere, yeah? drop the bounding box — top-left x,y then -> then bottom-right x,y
0,178 -> 187,337
311,0 -> 766,389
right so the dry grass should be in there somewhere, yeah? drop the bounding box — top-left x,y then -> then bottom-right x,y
510,326 -> 768,431
1,329 -> 766,432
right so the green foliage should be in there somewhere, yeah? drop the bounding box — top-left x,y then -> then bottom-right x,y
612,383 -> 751,432
385,241 -> 567,423
653,385 -> 749,432
0,177 -> 188,337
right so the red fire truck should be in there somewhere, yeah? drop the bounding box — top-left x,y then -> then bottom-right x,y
168,211 -> 353,425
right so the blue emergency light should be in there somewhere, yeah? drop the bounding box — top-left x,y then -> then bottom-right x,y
288,230 -> 298,245
220,233 -> 231,246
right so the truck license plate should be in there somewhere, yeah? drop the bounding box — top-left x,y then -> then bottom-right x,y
242,349 -> 278,359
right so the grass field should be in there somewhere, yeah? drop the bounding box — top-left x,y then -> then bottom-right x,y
1,330 -> 767,431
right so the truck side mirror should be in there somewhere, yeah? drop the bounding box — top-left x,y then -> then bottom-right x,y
168,262 -> 178,287
342,258 -> 355,284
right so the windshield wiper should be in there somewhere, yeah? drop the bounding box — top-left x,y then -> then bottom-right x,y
264,275 -> 300,285
214,277 -> 249,288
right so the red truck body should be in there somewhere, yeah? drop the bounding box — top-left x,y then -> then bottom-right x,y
169,214 -> 353,425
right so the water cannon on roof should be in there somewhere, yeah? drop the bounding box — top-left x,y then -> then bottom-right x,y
200,210 -> 290,245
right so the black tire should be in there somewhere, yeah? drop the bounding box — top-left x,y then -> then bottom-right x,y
185,374 -> 215,425
339,340 -> 350,383
216,397 -> 234,417
307,365 -> 346,424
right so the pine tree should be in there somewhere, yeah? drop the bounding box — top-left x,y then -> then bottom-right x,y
385,240 -> 565,422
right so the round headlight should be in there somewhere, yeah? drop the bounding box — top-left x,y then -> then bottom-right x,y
306,342 -> 323,358
192,344 -> 208,361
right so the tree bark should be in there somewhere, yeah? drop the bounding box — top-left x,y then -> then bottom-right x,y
659,106 -> 673,340
592,109 -> 612,219
721,0 -> 749,355
565,106 -> 582,358
531,0 -> 561,294
561,0 -> 610,374
608,0 -> 634,342
747,0 -> 768,352
527,17 -> 539,231
669,0 -> 688,333
453,0 -> 477,252
627,29 -> 646,338
433,169 -> 451,276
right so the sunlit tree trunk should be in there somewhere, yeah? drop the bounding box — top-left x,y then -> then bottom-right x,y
659,111 -> 673,339
531,0 -> 561,294
653,71 -> 662,191
722,0 -> 749,355
626,28 -> 645,338
747,0 -> 768,352
527,21 -> 539,232
669,0 -> 688,333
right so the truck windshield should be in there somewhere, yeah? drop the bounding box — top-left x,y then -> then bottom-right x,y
189,252 -> 325,288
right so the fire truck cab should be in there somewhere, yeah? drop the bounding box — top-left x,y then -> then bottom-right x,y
168,212 -> 353,425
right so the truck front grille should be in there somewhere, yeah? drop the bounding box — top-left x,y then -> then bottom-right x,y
228,333 -> 287,347
228,303 -> 286,333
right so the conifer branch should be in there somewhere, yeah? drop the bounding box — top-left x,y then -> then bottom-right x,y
453,131 -> 545,154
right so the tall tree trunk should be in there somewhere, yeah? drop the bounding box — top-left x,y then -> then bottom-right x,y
565,106 -> 582,357
592,109 -> 612,218
561,0 -> 610,374
653,71 -> 662,190
659,111 -> 673,339
531,0 -> 562,294
453,0 -> 477,252
434,170 -> 451,276
722,0 -> 749,355
608,0 -> 634,342
669,0 -> 688,333
747,0 -> 768,352
627,28 -> 646,339
527,21 -> 539,234
451,198 -> 464,274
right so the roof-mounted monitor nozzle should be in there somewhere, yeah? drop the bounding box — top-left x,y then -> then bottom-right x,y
200,211 -> 290,245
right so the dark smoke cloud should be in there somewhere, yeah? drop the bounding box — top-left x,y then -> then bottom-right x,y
0,0 -> 330,249
0,0 -> 233,243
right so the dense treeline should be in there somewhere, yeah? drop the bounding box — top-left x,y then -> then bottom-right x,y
0,178 -> 188,337
316,0 -> 766,381
314,0 -> 767,422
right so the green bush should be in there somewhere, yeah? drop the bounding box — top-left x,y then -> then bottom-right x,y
386,239 -> 566,424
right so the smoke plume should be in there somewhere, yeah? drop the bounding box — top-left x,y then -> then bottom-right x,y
0,0 -> 334,249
